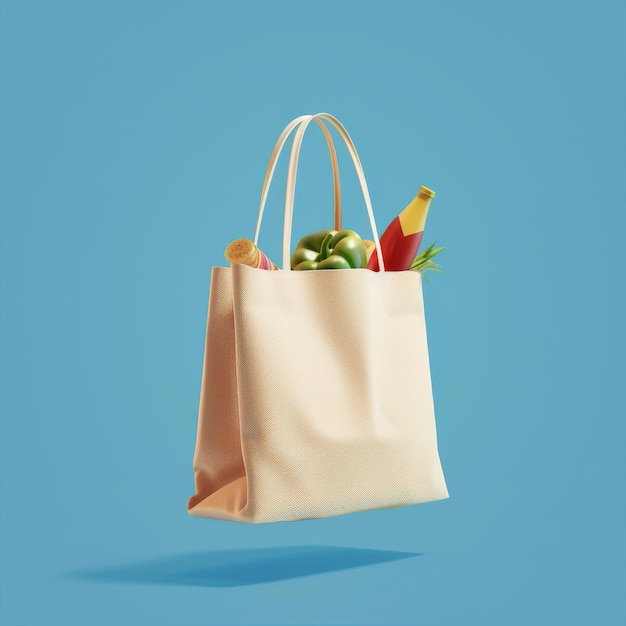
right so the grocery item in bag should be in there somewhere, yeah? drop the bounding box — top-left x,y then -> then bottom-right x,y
368,186 -> 435,272
224,238 -> 278,270
291,229 -> 368,270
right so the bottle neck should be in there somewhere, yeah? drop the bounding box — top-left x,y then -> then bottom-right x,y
398,193 -> 433,236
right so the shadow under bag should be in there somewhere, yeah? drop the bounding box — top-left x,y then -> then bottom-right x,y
187,113 -> 449,523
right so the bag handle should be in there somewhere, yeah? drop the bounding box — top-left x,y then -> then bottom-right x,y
253,116 -> 342,247
283,113 -> 385,271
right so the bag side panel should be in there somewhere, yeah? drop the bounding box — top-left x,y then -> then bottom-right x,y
187,267 -> 248,518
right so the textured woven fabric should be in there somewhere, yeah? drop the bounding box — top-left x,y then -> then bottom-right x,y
187,262 -> 449,523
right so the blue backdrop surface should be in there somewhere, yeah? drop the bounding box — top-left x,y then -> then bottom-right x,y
1,2 -> 624,625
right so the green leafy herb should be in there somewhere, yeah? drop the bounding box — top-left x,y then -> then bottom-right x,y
410,242 -> 445,284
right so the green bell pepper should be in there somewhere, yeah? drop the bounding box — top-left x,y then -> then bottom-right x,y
291,229 -> 368,270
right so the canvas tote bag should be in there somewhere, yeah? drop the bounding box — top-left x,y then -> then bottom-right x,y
187,113 -> 449,523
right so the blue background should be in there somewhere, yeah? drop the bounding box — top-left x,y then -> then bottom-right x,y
1,1 -> 624,625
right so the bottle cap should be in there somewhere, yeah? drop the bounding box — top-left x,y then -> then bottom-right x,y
419,186 -> 436,198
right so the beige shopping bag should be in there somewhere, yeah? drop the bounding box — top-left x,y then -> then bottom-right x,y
187,113 -> 449,523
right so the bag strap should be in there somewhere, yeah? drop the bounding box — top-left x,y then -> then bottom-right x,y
283,113 -> 385,271
253,116 -> 342,247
